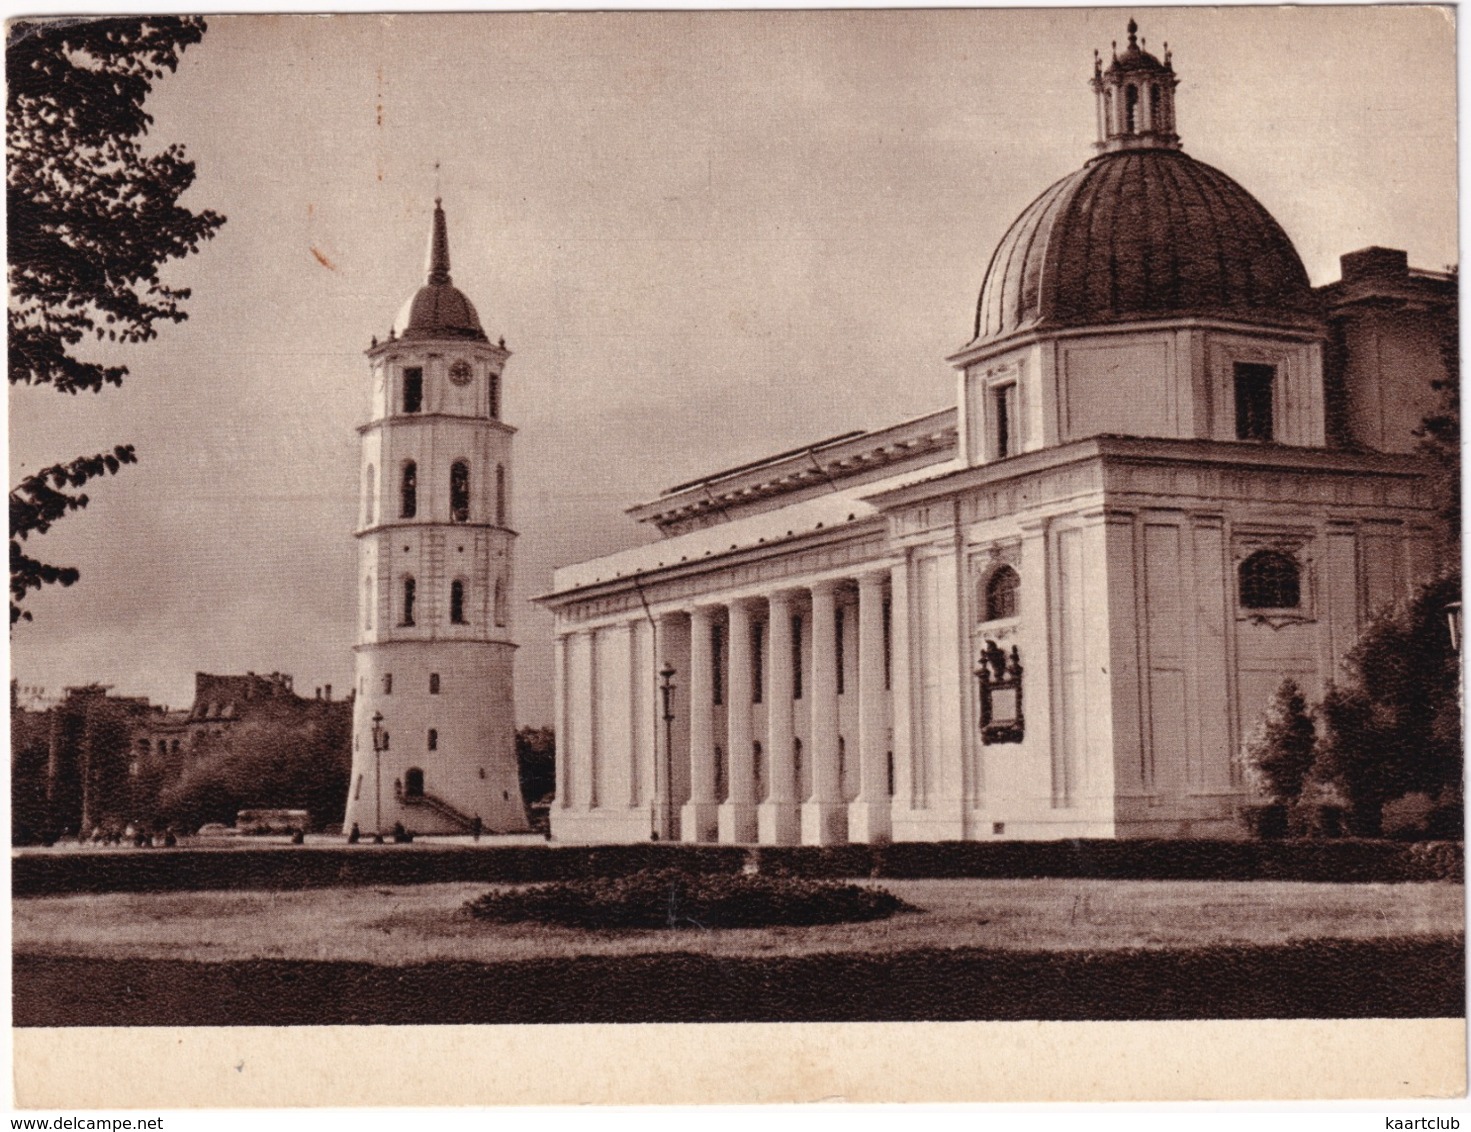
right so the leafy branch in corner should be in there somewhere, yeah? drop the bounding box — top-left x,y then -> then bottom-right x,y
7,16 -> 224,624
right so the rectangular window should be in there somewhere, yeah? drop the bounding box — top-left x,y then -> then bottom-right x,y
886,751 -> 895,797
354,774 -> 362,800
993,383 -> 1018,459
383,673 -> 392,695
402,367 -> 423,414
792,614 -> 804,700
429,673 -> 440,694
428,728 -> 438,751
489,373 -> 501,420
835,608 -> 846,695
751,622 -> 765,704
711,623 -> 725,706
1234,363 -> 1275,441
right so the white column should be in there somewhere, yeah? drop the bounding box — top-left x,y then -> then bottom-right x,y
889,557 -> 918,833
681,604 -> 719,842
758,591 -> 799,845
849,570 -> 892,843
718,599 -> 758,842
552,633 -> 570,811
802,579 -> 848,845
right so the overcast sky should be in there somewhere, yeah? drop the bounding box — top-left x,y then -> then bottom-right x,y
8,7 -> 1458,725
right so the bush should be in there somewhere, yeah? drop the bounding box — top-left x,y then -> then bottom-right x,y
1239,679 -> 1316,809
462,867 -> 911,930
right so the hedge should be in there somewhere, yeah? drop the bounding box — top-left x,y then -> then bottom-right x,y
12,838 -> 1461,897
16,935 -> 1463,1025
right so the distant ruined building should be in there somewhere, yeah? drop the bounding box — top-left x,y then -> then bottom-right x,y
11,672 -> 350,842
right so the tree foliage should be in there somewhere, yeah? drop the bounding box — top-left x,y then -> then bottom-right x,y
1240,678 -> 1317,806
516,725 -> 555,805
154,708 -> 352,832
1413,265 -> 1460,567
8,16 -> 224,623
1315,574 -> 1462,836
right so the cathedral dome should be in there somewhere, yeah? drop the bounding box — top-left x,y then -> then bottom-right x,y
972,22 -> 1320,346
391,199 -> 488,342
973,147 -> 1320,344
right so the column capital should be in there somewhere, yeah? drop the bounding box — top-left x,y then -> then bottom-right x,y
857,569 -> 888,592
807,577 -> 840,599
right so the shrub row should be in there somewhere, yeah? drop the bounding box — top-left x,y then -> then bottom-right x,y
462,868 -> 908,929
12,837 -> 1461,897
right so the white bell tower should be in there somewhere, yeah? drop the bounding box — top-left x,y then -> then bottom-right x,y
344,199 -> 529,837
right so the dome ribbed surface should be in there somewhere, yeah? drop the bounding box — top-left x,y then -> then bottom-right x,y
974,148 -> 1320,344
393,284 -> 486,341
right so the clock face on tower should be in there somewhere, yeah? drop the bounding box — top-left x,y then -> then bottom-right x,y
448,359 -> 473,386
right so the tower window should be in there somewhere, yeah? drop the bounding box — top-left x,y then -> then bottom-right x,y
791,614 -> 804,700
1125,84 -> 1138,133
401,576 -> 416,626
1235,363 -> 1276,441
450,461 -> 470,523
993,383 -> 1018,459
489,373 -> 501,420
402,367 -> 423,414
1239,550 -> 1301,610
364,464 -> 376,526
383,673 -> 392,695
428,729 -> 438,751
364,572 -> 375,631
429,673 -> 440,694
984,565 -> 1020,621
495,464 -> 507,526
1150,83 -> 1161,129
401,462 -> 418,518
751,621 -> 765,704
494,578 -> 508,627
450,580 -> 466,625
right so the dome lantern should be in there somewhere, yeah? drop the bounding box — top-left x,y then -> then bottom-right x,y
1092,19 -> 1179,153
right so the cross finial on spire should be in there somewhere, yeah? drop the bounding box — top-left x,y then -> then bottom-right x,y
433,160 -> 442,204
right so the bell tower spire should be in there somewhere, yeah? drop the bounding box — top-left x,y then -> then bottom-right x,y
426,197 -> 451,285
1092,19 -> 1180,154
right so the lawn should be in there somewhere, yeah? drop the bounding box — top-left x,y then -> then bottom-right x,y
14,876 -> 1461,966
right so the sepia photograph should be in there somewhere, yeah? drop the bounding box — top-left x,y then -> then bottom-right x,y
7,4 -> 1463,1107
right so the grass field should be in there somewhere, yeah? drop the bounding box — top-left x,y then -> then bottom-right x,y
14,876 -> 1461,965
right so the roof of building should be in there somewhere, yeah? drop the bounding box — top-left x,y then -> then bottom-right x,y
972,147 -> 1321,345
392,199 -> 488,342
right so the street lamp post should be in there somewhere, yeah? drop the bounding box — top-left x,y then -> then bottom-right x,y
370,710 -> 386,844
659,664 -> 676,840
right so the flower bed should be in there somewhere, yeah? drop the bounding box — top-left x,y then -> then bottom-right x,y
462,867 -> 910,930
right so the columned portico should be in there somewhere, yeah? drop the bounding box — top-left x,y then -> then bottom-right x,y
718,598 -> 758,842
849,570 -> 892,842
758,591 -> 800,845
802,580 -> 847,845
681,604 -> 719,842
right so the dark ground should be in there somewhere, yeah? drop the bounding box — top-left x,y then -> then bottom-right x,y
15,935 -> 1463,1026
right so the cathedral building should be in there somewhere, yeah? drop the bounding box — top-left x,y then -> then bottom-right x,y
343,201 -> 529,836
538,25 -> 1455,845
